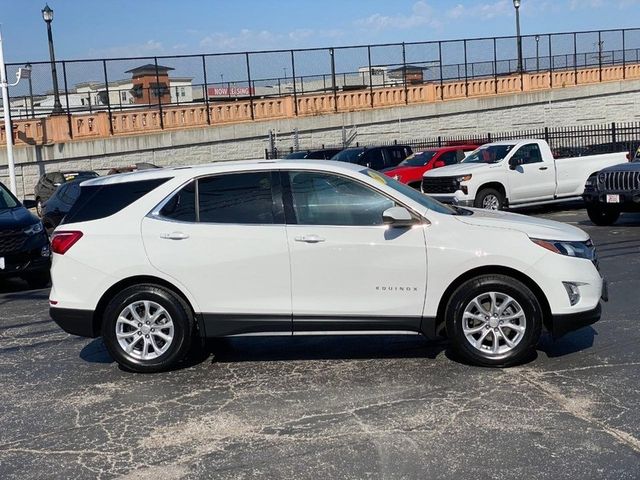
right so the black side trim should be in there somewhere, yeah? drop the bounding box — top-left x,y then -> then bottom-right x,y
551,303 -> 601,338
203,314 -> 292,337
420,316 -> 439,339
50,307 -> 98,338
294,315 -> 421,333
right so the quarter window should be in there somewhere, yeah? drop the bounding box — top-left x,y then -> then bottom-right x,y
286,171 -> 395,226
160,180 -> 196,222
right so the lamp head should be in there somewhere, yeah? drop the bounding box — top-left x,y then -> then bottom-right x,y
42,4 -> 53,23
513,0 -> 521,8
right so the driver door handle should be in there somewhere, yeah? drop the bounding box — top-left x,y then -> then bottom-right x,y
295,234 -> 326,244
160,232 -> 190,240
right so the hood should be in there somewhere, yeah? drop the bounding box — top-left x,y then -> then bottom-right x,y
0,206 -> 40,229
456,208 -> 589,242
423,162 -> 497,177
382,165 -> 421,176
599,162 -> 640,173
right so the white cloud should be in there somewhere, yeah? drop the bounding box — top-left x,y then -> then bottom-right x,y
447,1 -> 511,20
88,40 -> 165,58
354,1 -> 441,31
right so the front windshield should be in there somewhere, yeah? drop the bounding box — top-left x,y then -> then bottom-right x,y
332,149 -> 364,163
399,151 -> 437,167
362,169 -> 459,215
462,145 -> 515,164
0,183 -> 19,210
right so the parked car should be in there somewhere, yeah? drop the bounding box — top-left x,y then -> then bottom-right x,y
331,145 -> 413,171
107,163 -> 160,175
422,140 -> 627,210
283,149 -> 343,160
41,179 -> 83,233
382,145 -> 478,189
583,153 -> 640,225
49,160 -> 606,372
0,181 -> 50,288
35,170 -> 99,216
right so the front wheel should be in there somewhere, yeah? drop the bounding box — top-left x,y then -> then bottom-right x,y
102,284 -> 195,373
587,204 -> 620,226
445,275 -> 543,367
474,188 -> 505,211
35,198 -> 43,217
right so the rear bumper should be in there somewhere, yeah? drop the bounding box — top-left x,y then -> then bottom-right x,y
550,303 -> 602,338
50,307 -> 99,338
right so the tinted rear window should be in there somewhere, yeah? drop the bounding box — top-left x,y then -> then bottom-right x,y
62,178 -> 170,225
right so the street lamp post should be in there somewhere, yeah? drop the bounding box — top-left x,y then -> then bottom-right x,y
535,35 -> 540,72
513,0 -> 523,72
42,4 -> 64,114
25,63 -> 34,117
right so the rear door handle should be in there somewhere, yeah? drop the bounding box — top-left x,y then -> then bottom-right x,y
295,234 -> 326,244
539,166 -> 549,170
160,232 -> 190,240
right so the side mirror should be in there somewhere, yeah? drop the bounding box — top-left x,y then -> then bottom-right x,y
509,157 -> 524,170
22,199 -> 36,209
382,206 -> 416,228
433,160 -> 446,168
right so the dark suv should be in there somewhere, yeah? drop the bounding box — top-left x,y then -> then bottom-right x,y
584,151 -> 640,225
35,170 -> 99,216
283,149 -> 343,160
331,146 -> 413,171
0,182 -> 51,288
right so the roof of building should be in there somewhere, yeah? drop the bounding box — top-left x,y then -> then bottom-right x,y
125,64 -> 175,75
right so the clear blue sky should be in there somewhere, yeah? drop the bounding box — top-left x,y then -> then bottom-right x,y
1,0 -> 639,63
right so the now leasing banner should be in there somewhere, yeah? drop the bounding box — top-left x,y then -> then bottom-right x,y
207,86 -> 254,97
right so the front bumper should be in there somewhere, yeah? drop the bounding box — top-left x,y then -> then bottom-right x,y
583,190 -> 640,210
550,302 -> 602,338
0,235 -> 51,278
428,192 -> 474,207
50,307 -> 99,338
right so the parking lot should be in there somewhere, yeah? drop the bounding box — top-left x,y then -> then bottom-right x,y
0,207 -> 639,479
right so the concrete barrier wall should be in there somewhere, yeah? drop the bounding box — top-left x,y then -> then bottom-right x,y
2,78 -> 640,199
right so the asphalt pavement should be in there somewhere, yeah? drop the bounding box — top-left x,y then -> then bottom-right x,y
0,207 -> 639,479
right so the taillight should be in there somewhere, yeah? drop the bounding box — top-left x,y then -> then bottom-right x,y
51,231 -> 83,255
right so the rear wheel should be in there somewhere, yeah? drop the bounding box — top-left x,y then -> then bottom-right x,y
474,188 -> 505,211
445,275 -> 543,367
587,205 -> 620,226
102,284 -> 194,373
35,198 -> 43,217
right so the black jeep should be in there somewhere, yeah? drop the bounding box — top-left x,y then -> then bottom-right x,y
583,148 -> 640,226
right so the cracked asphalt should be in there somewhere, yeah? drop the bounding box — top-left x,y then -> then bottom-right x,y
1,207 -> 639,479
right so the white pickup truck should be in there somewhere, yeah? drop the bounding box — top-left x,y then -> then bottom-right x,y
421,139 -> 627,210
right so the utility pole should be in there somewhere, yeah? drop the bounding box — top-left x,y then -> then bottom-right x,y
0,27 -> 17,194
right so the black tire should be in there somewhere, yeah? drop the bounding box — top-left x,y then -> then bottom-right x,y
474,188 -> 505,211
587,205 -> 620,226
445,274 -> 543,367
102,284 -> 195,373
23,271 -> 50,289
35,198 -> 43,217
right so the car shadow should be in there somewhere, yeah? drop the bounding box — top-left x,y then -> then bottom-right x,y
208,335 -> 447,364
536,327 -> 597,358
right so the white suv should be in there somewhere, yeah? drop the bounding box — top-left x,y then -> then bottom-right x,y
49,160 -> 606,372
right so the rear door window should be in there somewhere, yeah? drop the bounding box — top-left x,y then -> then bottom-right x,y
439,151 -> 459,165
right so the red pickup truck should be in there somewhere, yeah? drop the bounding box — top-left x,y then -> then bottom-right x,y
382,145 -> 478,189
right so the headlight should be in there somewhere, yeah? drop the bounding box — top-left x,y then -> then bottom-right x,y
24,222 -> 44,235
531,238 -> 595,260
585,176 -> 596,187
456,174 -> 472,182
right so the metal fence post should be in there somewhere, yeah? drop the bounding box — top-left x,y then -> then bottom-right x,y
245,52 -> 254,120
574,32 -> 578,85
612,122 -> 617,149
438,41 -> 444,100
598,31 -> 603,82
402,42 -> 408,104
463,39 -> 469,97
622,29 -> 627,79
330,48 -> 338,112
493,37 -> 498,94
290,50 -> 298,116
202,55 -> 211,125
153,57 -> 164,129
367,45 -> 374,108
61,61 -> 72,139
102,59 -> 113,135
548,35 -> 553,88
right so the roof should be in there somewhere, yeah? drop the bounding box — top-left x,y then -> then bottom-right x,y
125,64 -> 175,75
81,159 -> 367,186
